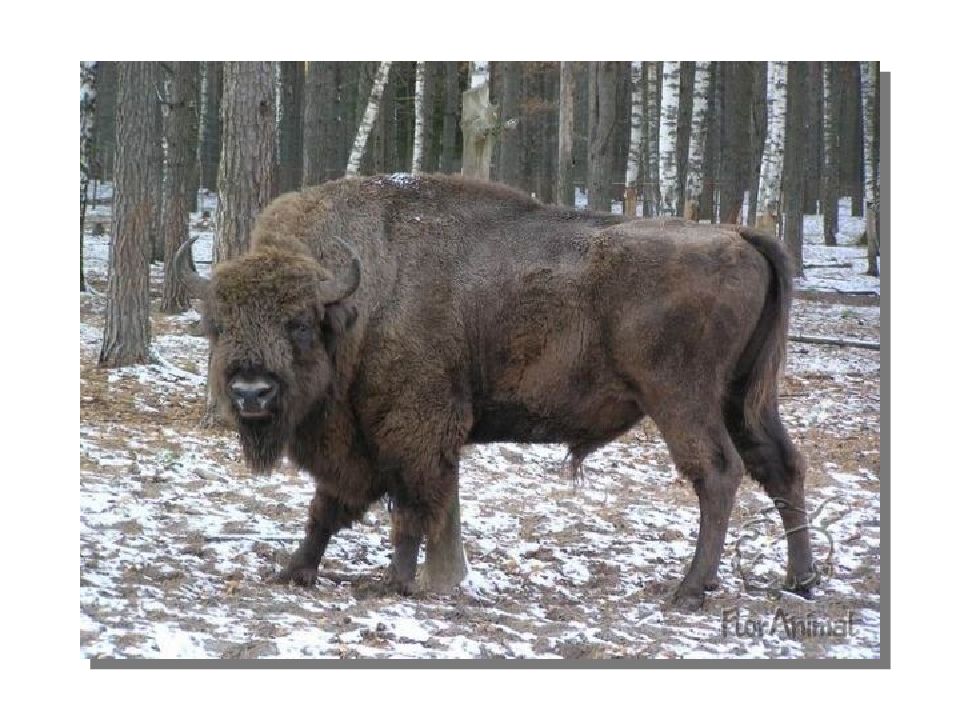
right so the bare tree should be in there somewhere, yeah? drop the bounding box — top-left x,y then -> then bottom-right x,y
441,61 -> 462,174
279,61 -> 304,193
587,61 -> 619,211
659,61 -> 681,215
645,62 -> 661,215
822,62 -> 839,245
624,61 -> 644,217
757,61 -> 787,231
345,62 -> 393,177
556,61 -> 576,207
782,62 -> 809,277
200,62 -> 223,192
497,62 -> 523,187
216,62 -> 278,263
160,62 -> 200,314
80,62 -> 98,292
99,62 -> 154,368
861,61 -> 879,276
412,62 -> 426,173
684,61 -> 711,221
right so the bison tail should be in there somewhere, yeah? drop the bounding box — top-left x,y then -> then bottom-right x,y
730,227 -> 793,436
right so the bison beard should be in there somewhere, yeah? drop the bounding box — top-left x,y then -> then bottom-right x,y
236,414 -> 291,475
192,174 -> 818,610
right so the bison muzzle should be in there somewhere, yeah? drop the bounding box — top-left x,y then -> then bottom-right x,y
182,174 -> 818,609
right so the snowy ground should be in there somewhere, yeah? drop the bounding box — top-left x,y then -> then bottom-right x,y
80,195 -> 881,661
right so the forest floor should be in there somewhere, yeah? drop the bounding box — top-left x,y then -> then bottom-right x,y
80,198 -> 881,661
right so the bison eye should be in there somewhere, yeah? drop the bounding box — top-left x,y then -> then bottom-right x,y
287,318 -> 314,349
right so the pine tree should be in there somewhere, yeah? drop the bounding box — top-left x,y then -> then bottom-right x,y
99,62 -> 154,368
160,62 -> 201,314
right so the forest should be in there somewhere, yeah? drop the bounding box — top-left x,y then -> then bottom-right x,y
80,61 -> 882,662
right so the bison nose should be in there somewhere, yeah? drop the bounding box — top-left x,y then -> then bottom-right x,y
229,377 -> 278,416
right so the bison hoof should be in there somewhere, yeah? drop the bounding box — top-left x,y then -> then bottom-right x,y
273,564 -> 318,588
783,567 -> 820,598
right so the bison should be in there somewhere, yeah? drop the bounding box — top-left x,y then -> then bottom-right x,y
181,174 -> 818,609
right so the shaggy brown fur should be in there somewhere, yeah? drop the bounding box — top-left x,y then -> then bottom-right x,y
196,174 -> 817,607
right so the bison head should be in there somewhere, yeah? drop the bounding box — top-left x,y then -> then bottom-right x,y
183,241 -> 361,474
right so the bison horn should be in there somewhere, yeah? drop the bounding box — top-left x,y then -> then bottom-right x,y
317,239 -> 362,303
174,235 -> 211,298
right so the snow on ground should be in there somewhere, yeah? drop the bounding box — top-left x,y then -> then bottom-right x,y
80,196 -> 881,661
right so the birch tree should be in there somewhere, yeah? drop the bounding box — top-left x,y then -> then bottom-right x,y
624,62 -> 644,217
99,62 -> 154,368
658,62 -> 681,215
411,62 -> 426,173
822,62 -> 839,245
861,61 -> 879,276
345,61 -> 393,177
645,62 -> 660,215
684,61 -> 711,221
756,61 -> 787,231
80,62 -> 98,292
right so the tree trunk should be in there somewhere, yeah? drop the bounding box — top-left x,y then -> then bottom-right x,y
279,61 -> 304,193
747,62 -> 767,227
496,62 -> 523,187
587,62 -> 618,212
624,61 -> 644,217
215,62 -> 277,263
557,61 -> 576,207
345,62 -> 392,177
658,61 -> 681,216
700,62 -> 719,222
147,64 -> 164,264
441,62 -> 461,174
861,61 -> 879,276
674,62 -> 695,219
99,62 -> 154,368
783,62 -> 808,277
92,62 -> 117,182
411,62 -> 426,173
822,62 -> 839,245
80,62 -> 98,292
200,62 -> 222,192
684,61 -> 711,221
718,63 -> 756,225
160,62 -> 200,314
757,61 -> 787,231
645,62 -> 661,215
303,61 -> 324,185
803,62 -> 823,215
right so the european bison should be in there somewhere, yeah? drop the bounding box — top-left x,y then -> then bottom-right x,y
182,174 -> 818,609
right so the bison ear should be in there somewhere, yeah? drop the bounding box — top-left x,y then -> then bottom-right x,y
320,301 -> 358,355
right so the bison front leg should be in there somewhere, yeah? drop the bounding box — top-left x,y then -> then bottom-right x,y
274,491 -> 361,587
